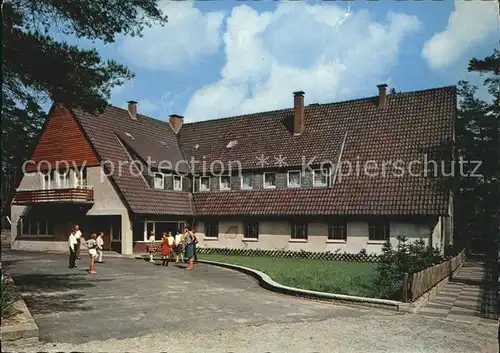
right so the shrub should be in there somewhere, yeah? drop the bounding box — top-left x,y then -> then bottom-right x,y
1,270 -> 18,319
372,236 -> 444,301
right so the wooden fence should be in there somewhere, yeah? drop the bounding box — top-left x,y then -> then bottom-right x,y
404,250 -> 466,302
196,247 -> 381,262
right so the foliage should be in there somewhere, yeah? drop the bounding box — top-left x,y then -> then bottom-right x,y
455,48 -> 499,256
1,271 -> 18,319
372,236 -> 444,300
200,254 -> 377,297
1,0 -> 167,217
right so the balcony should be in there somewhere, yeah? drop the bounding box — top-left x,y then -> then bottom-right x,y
13,187 -> 94,205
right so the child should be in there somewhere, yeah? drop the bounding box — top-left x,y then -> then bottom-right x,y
160,232 -> 171,266
96,232 -> 104,263
87,233 -> 98,274
167,231 -> 175,262
148,231 -> 156,263
174,230 -> 184,263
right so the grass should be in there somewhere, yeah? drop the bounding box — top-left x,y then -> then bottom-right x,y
199,254 -> 377,297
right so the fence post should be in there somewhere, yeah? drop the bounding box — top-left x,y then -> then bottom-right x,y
402,272 -> 409,302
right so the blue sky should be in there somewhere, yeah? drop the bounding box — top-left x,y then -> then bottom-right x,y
66,0 -> 499,122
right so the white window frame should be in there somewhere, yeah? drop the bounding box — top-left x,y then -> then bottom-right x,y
40,171 -> 52,190
56,169 -> 70,188
313,168 -> 329,187
263,172 -> 276,189
173,175 -> 183,191
153,172 -> 165,189
287,170 -> 302,188
199,176 -> 211,192
241,173 -> 253,190
219,175 -> 231,191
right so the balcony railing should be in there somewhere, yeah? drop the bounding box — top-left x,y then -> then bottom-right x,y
13,187 -> 94,205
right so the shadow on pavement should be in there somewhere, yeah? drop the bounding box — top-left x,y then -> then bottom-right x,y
12,272 -> 114,315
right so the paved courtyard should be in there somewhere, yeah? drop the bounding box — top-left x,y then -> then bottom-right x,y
2,250 -> 498,353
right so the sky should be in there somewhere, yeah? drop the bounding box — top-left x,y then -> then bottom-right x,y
71,0 -> 499,123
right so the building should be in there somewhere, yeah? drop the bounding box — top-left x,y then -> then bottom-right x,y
10,84 -> 456,255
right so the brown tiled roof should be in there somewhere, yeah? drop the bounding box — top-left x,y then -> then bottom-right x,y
71,85 -> 455,217
190,86 -> 456,216
73,107 -> 194,215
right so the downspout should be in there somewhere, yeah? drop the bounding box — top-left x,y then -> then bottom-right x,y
331,129 -> 349,187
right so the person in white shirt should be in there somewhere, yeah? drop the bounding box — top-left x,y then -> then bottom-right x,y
87,233 -> 98,274
74,224 -> 83,259
96,232 -> 104,263
148,231 -> 156,263
174,230 -> 185,263
68,230 -> 78,268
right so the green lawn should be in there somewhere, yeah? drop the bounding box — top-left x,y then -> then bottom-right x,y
199,254 -> 377,297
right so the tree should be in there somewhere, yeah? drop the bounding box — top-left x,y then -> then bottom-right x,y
455,48 -> 499,256
1,0 -> 167,219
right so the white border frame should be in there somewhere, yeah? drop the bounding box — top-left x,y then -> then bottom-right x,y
56,169 -> 70,188
73,167 -> 87,187
173,175 -> 183,191
40,171 -> 52,190
263,172 -> 276,189
199,176 -> 211,192
287,170 -> 301,188
312,168 -> 329,187
153,172 -> 165,189
219,175 -> 231,191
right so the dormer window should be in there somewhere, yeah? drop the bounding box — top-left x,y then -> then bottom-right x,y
313,168 -> 329,187
226,140 -> 238,148
153,173 -> 164,189
263,172 -> 276,189
159,140 -> 168,147
199,176 -> 210,192
241,173 -> 253,190
193,144 -> 200,150
220,175 -> 231,191
125,132 -> 135,140
287,170 -> 301,188
173,175 -> 183,191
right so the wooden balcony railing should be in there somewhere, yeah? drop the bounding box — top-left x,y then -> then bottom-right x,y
13,187 -> 94,205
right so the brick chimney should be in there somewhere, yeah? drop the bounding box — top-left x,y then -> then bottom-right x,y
377,84 -> 388,108
127,100 -> 137,120
293,91 -> 305,135
169,114 -> 183,134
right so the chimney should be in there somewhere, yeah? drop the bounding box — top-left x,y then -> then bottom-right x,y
169,114 -> 184,134
293,91 -> 305,135
377,84 -> 388,108
127,100 -> 137,120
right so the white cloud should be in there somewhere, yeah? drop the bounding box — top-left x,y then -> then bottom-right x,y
119,1 -> 224,70
422,0 -> 499,70
184,2 -> 421,122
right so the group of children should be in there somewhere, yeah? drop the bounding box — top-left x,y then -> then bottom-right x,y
68,224 -> 104,274
148,227 -> 198,271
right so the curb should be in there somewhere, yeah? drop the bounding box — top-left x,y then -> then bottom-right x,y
1,278 -> 39,343
197,259 -> 409,312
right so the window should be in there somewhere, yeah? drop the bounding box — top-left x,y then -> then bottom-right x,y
291,222 -> 308,240
74,167 -> 87,187
200,177 -> 210,191
57,169 -> 70,188
241,174 -> 253,189
41,171 -> 52,189
21,218 -> 54,236
125,132 -> 135,140
204,219 -> 218,238
226,140 -> 238,148
173,175 -> 183,191
220,175 -> 231,191
313,168 -> 329,187
328,219 -> 347,241
263,172 -> 276,189
287,170 -> 301,188
244,222 -> 259,239
368,220 -> 390,241
153,173 -> 164,189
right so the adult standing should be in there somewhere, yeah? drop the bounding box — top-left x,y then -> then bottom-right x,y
68,230 -> 78,268
192,229 -> 198,264
96,232 -> 104,263
74,224 -> 83,259
183,227 -> 195,271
